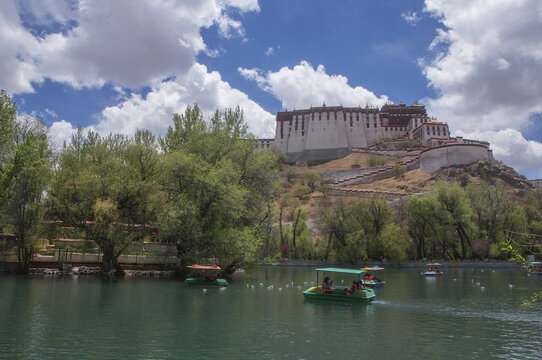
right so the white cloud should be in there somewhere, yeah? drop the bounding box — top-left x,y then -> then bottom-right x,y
49,119 -> 78,151
239,61 -> 389,110
265,47 -> 274,56
0,0 -> 260,92
91,64 -> 275,138
45,108 -> 58,118
401,11 -> 420,26
422,0 -> 542,175
456,128 -> 542,178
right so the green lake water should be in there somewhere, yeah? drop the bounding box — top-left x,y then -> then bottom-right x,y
0,266 -> 541,359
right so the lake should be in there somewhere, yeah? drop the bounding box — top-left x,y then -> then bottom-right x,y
0,266 -> 541,359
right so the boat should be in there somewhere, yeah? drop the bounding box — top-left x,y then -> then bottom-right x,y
528,262 -> 542,275
360,266 -> 386,288
423,262 -> 444,276
302,267 -> 376,302
184,264 -> 228,286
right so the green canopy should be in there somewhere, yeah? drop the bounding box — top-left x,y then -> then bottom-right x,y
315,267 -> 367,275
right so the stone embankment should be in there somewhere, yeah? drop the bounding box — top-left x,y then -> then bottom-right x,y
28,265 -> 175,277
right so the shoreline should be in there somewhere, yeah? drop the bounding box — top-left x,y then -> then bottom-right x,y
265,259 -> 523,268
0,259 -> 525,277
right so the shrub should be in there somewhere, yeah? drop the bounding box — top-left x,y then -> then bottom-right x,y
293,185 -> 311,199
368,155 -> 387,167
394,164 -> 407,177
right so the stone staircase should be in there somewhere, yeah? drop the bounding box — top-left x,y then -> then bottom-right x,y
329,148 -> 425,198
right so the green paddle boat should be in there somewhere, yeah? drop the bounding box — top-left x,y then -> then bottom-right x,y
303,267 -> 376,302
184,265 -> 228,286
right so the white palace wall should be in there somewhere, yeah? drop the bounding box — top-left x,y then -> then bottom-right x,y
274,108 -> 384,163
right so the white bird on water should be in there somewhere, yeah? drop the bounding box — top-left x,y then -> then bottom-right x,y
508,284 -> 513,289
202,288 -> 207,293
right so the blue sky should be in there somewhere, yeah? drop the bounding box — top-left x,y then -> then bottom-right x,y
1,0 -> 541,178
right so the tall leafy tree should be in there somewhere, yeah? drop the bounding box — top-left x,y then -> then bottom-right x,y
159,105 -> 282,273
50,129 -> 161,275
433,181 -> 475,259
0,90 -> 18,199
0,93 -> 50,273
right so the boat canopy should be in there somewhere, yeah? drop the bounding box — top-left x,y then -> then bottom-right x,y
362,266 -> 384,271
315,267 -> 367,275
187,265 -> 221,270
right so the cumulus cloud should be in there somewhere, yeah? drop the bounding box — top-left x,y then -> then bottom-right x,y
0,0 -> 260,92
421,0 -> 542,176
1,0 -> 269,145
401,11 -> 420,26
92,64 -> 275,139
456,128 -> 542,178
239,61 -> 389,110
49,119 -> 78,151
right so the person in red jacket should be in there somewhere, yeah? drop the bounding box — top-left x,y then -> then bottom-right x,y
344,281 -> 358,295
322,276 -> 333,293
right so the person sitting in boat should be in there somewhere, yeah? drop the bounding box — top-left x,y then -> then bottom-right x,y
357,279 -> 365,289
204,274 -> 218,282
433,267 -> 440,273
427,267 -> 433,272
344,281 -> 358,295
322,277 -> 333,293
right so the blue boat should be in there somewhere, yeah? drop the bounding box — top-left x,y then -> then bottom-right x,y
361,266 -> 386,288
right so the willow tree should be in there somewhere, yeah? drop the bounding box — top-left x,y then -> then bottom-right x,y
159,104 -> 282,273
50,129 -> 161,275
0,92 -> 51,273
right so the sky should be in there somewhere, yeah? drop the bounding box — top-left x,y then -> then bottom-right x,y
1,0 -> 542,179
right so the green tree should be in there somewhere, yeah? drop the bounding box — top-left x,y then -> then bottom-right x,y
433,181 -> 475,259
380,222 -> 411,263
0,90 -> 18,200
408,195 -> 439,259
50,130 -> 161,275
159,105 -> 282,273
299,171 -> 321,192
1,110 -> 50,273
351,195 -> 391,260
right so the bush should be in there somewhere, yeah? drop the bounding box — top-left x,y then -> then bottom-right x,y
368,156 -> 387,167
293,185 -> 311,199
284,169 -> 298,184
394,164 -> 407,178
300,171 -> 321,191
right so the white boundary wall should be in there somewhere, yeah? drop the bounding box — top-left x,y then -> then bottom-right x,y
419,144 -> 490,174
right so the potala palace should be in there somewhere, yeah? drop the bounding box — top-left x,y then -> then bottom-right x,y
258,102 -> 493,174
